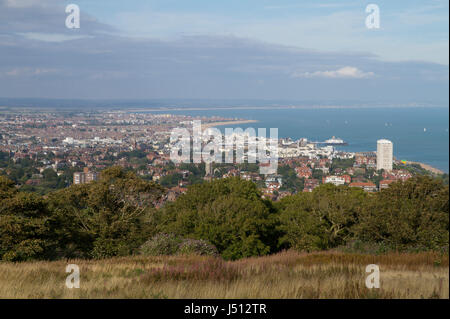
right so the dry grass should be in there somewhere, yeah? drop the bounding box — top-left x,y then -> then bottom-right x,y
0,250 -> 448,299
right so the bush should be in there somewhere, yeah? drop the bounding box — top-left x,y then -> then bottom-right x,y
178,239 -> 219,257
335,240 -> 393,255
140,233 -> 182,256
140,234 -> 219,257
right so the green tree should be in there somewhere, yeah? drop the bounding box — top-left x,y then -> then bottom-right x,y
158,177 -> 279,260
278,165 -> 304,193
0,176 -> 54,261
47,167 -> 165,259
160,173 -> 182,188
355,176 -> 449,250
277,184 -> 366,251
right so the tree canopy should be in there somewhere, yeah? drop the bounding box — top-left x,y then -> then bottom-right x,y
0,172 -> 448,262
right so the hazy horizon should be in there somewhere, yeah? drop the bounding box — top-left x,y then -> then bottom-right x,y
0,97 -> 448,110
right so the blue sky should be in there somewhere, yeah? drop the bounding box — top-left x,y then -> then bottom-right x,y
0,0 -> 448,102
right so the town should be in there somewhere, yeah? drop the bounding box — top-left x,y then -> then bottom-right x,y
0,109 -> 444,205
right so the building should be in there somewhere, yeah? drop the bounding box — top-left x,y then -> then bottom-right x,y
295,166 -> 312,179
73,172 -> 84,184
382,169 -> 412,182
341,174 -> 352,184
85,171 -> 98,183
376,139 -> 393,171
322,175 -> 346,186
266,182 -> 281,192
349,182 -> 377,192
166,186 -> 187,202
379,179 -> 396,190
265,175 -> 283,188
354,152 -> 377,168
73,167 -> 98,185
303,179 -> 320,192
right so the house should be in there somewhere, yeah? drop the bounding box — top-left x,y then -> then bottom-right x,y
354,153 -> 377,168
303,179 -> 320,192
322,175 -> 346,186
267,182 -> 281,192
316,166 -> 330,174
379,179 -> 396,190
341,174 -> 352,184
261,191 -> 276,200
265,175 -> 283,187
349,182 -> 377,192
319,158 -> 330,167
295,166 -> 312,179
240,171 -> 252,181
167,186 -> 187,202
383,170 -> 412,181
346,167 -> 356,175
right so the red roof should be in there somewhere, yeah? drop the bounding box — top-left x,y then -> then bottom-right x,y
349,182 -> 376,187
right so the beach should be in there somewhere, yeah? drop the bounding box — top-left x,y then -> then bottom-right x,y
202,119 -> 258,129
404,161 -> 445,175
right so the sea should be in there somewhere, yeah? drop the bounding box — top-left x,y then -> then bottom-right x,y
150,107 -> 449,173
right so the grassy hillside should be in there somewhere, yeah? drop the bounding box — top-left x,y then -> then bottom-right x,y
0,250 -> 447,299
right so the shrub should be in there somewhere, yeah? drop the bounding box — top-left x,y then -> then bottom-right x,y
177,239 -> 219,257
140,233 -> 182,256
139,234 -> 219,257
335,240 -> 393,255
91,238 -> 120,259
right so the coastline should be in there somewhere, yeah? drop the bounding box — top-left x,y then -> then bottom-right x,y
404,161 -> 445,175
202,119 -> 258,129
129,105 -> 448,113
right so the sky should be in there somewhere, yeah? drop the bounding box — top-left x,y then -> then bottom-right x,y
0,0 -> 448,103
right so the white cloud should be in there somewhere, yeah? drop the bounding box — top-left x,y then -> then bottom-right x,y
5,0 -> 45,8
292,66 -> 374,79
18,32 -> 93,42
264,2 -> 355,10
3,67 -> 58,76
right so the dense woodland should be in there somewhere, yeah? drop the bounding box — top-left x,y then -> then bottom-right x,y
0,167 -> 448,261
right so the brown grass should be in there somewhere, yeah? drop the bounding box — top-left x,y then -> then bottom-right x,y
0,250 -> 448,299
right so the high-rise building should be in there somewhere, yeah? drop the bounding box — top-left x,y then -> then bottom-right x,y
73,168 -> 98,185
376,139 -> 393,171
73,172 -> 84,185
85,171 -> 98,183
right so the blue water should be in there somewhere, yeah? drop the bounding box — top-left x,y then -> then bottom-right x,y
151,107 -> 449,173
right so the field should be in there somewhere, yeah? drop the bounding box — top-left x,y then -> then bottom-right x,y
0,251 -> 448,299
